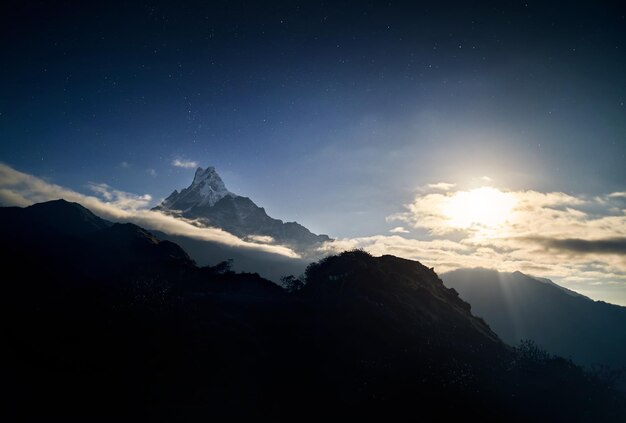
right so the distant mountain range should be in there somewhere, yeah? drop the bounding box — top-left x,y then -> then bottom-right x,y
442,268 -> 626,372
4,200 -> 625,419
153,166 -> 331,252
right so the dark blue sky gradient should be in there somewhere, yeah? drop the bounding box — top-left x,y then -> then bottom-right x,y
1,1 -> 625,236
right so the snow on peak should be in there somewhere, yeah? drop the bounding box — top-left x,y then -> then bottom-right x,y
190,166 -> 232,207
192,166 -> 217,184
156,166 -> 234,211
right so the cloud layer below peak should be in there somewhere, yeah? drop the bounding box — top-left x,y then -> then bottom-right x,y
0,163 -> 299,259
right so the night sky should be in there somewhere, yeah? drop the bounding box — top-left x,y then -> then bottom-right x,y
1,1 -> 623,233
1,1 -> 626,302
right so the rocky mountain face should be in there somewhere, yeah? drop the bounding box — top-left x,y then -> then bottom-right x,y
153,166 -> 331,252
3,200 -> 625,420
157,166 -> 233,211
442,268 -> 626,372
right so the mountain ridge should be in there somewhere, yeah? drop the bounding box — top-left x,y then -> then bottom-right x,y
153,166 -> 331,252
442,267 -> 626,372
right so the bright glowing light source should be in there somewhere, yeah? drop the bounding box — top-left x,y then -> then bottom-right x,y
441,187 -> 516,230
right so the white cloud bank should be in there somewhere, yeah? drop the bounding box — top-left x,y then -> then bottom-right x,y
321,183 -> 626,304
0,163 -> 299,258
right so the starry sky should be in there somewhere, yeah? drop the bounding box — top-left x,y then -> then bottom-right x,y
1,1 -> 625,238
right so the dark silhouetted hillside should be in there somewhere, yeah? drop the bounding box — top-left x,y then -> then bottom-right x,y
2,201 -> 624,421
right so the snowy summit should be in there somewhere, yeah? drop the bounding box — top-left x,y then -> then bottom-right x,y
158,166 -> 234,212
153,165 -> 331,252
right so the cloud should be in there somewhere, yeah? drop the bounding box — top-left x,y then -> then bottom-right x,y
147,168 -> 157,177
87,182 -> 152,210
120,161 -> 130,168
389,226 -> 409,234
425,182 -> 456,191
319,232 -> 626,295
319,235 -> 472,271
0,163 -> 299,259
321,183 -> 626,303
172,158 -> 198,168
391,188 -> 592,237
528,237 -> 626,255
0,188 -> 32,207
246,235 -> 275,244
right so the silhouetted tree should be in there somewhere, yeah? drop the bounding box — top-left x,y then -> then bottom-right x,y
207,259 -> 234,274
281,275 -> 304,293
515,339 -> 551,366
590,363 -> 625,389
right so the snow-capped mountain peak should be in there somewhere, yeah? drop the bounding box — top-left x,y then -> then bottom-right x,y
191,166 -> 232,203
192,166 -> 218,185
157,166 -> 233,212
153,165 -> 331,251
